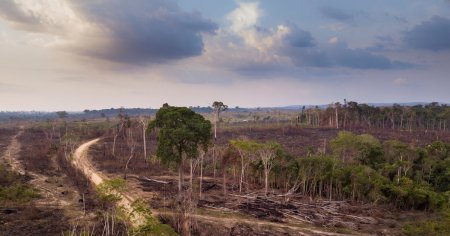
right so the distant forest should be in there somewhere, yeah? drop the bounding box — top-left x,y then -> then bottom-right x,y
1,102 -> 450,132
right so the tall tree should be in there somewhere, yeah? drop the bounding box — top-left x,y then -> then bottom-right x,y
212,101 -> 228,141
148,104 -> 212,192
230,137 -> 259,193
139,116 -> 149,161
257,141 -> 280,196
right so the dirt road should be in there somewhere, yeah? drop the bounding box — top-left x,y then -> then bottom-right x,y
3,128 -> 26,175
1,128 -> 75,208
72,138 -> 146,227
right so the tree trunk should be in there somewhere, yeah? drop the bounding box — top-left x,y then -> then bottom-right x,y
142,123 -> 147,161
240,155 -> 245,193
199,155 -> 203,199
335,106 -> 339,129
214,112 -> 218,141
124,147 -> 135,179
213,146 -> 216,178
264,169 -> 269,196
190,159 -> 194,190
223,170 -> 227,196
112,135 -> 117,156
178,164 -> 184,193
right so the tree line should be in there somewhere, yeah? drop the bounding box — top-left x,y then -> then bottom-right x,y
299,101 -> 450,132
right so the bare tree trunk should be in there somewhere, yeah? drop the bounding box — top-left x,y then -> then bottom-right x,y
178,165 -> 183,192
239,154 -> 245,193
223,169 -> 227,196
199,153 -> 204,199
139,117 -> 148,161
213,110 -> 218,141
124,127 -> 136,179
335,106 -> 339,129
190,159 -> 194,190
124,147 -> 135,179
213,146 -> 216,178
112,123 -> 124,156
264,169 -> 269,196
329,178 -> 332,201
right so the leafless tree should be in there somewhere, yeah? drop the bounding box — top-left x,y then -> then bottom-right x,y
138,116 -> 149,162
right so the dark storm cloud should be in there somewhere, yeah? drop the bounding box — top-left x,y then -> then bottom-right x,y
68,0 -> 217,64
0,0 -> 217,64
319,6 -> 354,22
403,16 -> 450,51
284,24 -> 316,48
285,42 -> 413,69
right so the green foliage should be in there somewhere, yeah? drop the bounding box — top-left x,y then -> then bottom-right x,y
148,104 -> 212,166
331,132 -> 384,167
426,141 -> 450,160
97,178 -> 127,204
288,132 -> 450,211
230,138 -> 261,154
331,131 -> 357,162
403,213 -> 450,236
356,134 -> 384,169
0,184 -> 40,203
130,199 -> 178,236
0,164 -> 39,203
429,159 -> 450,192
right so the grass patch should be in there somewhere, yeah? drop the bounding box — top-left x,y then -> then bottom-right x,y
0,164 -> 39,203
403,212 -> 450,236
0,184 -> 40,203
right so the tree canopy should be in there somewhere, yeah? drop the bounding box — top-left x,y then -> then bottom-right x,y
148,103 -> 212,166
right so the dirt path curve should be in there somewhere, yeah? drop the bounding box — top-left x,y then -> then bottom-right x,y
72,138 -> 146,227
73,139 -> 351,236
3,127 -> 26,175
1,127 -> 73,207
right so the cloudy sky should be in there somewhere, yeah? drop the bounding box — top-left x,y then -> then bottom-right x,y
0,0 -> 449,111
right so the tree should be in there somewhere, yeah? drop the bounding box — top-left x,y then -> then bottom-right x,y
139,116 -> 149,161
230,137 -> 259,193
56,111 -> 68,119
212,101 -> 228,141
257,141 -> 280,196
331,131 -> 358,163
54,111 -> 69,142
384,140 -> 411,184
334,102 -> 341,129
112,110 -> 127,157
148,104 -> 212,193
124,120 -> 137,179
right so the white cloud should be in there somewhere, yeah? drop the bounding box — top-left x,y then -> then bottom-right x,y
226,2 -> 261,33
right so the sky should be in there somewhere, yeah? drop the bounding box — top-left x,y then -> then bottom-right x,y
0,0 -> 449,111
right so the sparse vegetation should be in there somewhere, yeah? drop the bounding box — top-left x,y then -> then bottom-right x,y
0,164 -> 39,203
